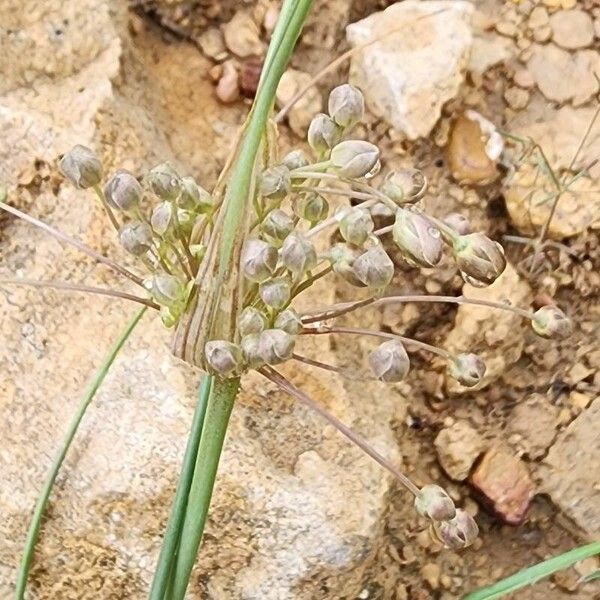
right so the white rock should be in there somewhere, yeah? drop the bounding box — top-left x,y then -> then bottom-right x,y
550,9 -> 595,50
469,32 -> 515,74
435,421 -> 484,480
346,1 -> 474,140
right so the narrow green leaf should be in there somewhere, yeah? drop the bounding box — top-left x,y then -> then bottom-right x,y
15,307 -> 146,599
463,541 -> 600,600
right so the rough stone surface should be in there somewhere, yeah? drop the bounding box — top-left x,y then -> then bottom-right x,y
469,32 -> 514,74
346,1 -> 474,140
539,399 -> 600,540
470,447 -> 535,525
443,263 -> 532,393
434,421 -> 485,481
222,10 -> 264,58
550,9 -> 595,50
507,394 -> 558,459
275,69 -> 322,137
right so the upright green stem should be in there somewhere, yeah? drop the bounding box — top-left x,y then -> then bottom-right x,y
15,307 -> 146,600
168,377 -> 239,600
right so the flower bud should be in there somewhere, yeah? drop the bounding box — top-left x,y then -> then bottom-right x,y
281,232 -> 317,274
531,305 -> 572,339
238,306 -> 268,336
414,485 -> 456,521
150,274 -> 185,308
204,340 -> 242,375
393,208 -> 443,268
330,140 -> 380,179
258,329 -> 295,365
241,239 -> 278,283
307,113 -> 341,155
352,245 -> 394,289
281,149 -> 310,171
104,170 -> 142,212
151,201 -> 175,237
259,277 -> 291,310
380,169 -> 426,204
447,353 -> 486,387
147,162 -> 181,201
329,243 -> 364,287
262,209 -> 294,241
443,212 -> 471,235
274,308 -> 302,335
59,145 -> 102,189
180,176 -> 213,212
118,221 -> 153,256
431,509 -> 479,550
369,339 -> 410,382
339,208 -> 374,246
241,334 -> 264,369
177,208 -> 196,236
453,232 -> 506,287
328,84 -> 364,129
294,193 -> 329,224
260,165 -> 291,199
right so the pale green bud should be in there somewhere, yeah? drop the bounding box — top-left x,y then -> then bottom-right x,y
369,339 -> 410,382
241,334 -> 264,369
531,305 -> 572,339
259,277 -> 291,310
151,201 -> 175,237
204,340 -> 242,375
241,239 -> 278,283
180,176 -> 213,212
328,84 -> 364,129
260,165 -> 291,199
330,140 -> 380,179
177,209 -> 196,236
238,306 -> 268,336
432,509 -> 479,549
150,274 -> 185,308
294,193 -> 329,224
258,329 -> 295,365
453,233 -> 506,287
414,485 -> 456,521
352,245 -> 394,289
59,145 -> 102,189
147,162 -> 181,201
329,243 -> 364,287
262,209 -> 294,241
118,220 -> 153,256
281,149 -> 310,171
307,113 -> 341,154
380,169 -> 426,204
339,207 -> 374,246
104,170 -> 142,212
443,212 -> 471,235
447,353 -> 486,387
281,232 -> 317,274
274,308 -> 302,335
393,208 -> 443,268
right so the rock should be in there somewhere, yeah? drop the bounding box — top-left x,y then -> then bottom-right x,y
513,69 -> 535,88
550,9 -> 595,50
346,1 -> 474,140
198,27 -> 227,61
527,44 -> 600,105
469,32 -> 515,75
504,86 -> 530,110
216,61 -> 240,104
507,394 -> 558,459
275,69 -> 322,137
539,399 -> 600,539
421,563 -> 441,589
222,10 -> 264,58
434,421 -> 484,481
503,106 -> 600,238
528,6 -> 550,30
470,447 -> 535,525
443,263 -> 532,393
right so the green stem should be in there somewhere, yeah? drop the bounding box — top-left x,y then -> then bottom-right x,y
148,374 -> 213,600
14,307 -> 146,600
168,377 -> 239,600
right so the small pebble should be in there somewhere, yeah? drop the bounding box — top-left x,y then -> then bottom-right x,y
504,86 -> 530,109
216,61 -> 240,104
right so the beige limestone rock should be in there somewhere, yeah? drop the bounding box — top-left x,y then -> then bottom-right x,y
507,394 -> 558,459
550,9 -> 595,50
434,421 -> 484,481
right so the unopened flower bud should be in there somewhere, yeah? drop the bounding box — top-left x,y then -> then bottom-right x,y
238,306 -> 268,336
104,170 -> 142,212
262,209 -> 294,241
258,328 -> 295,365
415,485 -> 456,521
180,176 -> 213,212
453,232 -> 506,287
281,149 -> 310,171
448,353 -> 486,387
307,113 -> 341,155
274,308 -> 302,335
531,305 -> 572,339
241,334 -> 264,369
393,208 -> 443,268
151,274 -> 185,308
329,243 -> 364,287
147,162 -> 181,201
259,277 -> 291,310
380,169 -> 426,204
281,232 -> 317,273
331,140 -> 380,179
260,165 -> 291,199
204,340 -> 242,375
151,201 -> 175,237
352,245 -> 394,288
59,145 -> 102,189
369,339 -> 410,382
443,212 -> 471,235
177,209 -> 196,236
294,193 -> 329,224
339,208 -> 374,246
118,221 -> 153,256
328,84 -> 364,129
431,509 -> 479,550
241,239 -> 278,282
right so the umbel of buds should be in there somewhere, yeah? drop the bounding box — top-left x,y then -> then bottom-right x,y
118,220 -> 153,256
448,353 -> 486,387
241,239 -> 278,282
531,305 -> 572,339
339,208 -> 374,246
205,340 -> 242,375
328,84 -> 364,129
393,209 -> 443,268
59,145 -> 102,189
258,329 -> 295,365
104,170 -> 142,212
259,277 -> 291,310
431,509 -> 479,550
415,485 -> 456,521
274,308 -> 303,335
260,165 -> 291,199
238,306 -> 268,336
281,232 -> 317,274
452,232 -> 506,286
147,162 -> 181,201
369,339 -> 410,382
352,245 -> 394,289
308,113 -> 341,155
330,140 -> 380,179
380,169 -> 426,204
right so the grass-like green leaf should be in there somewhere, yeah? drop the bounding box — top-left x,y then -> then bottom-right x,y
463,541 -> 600,600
